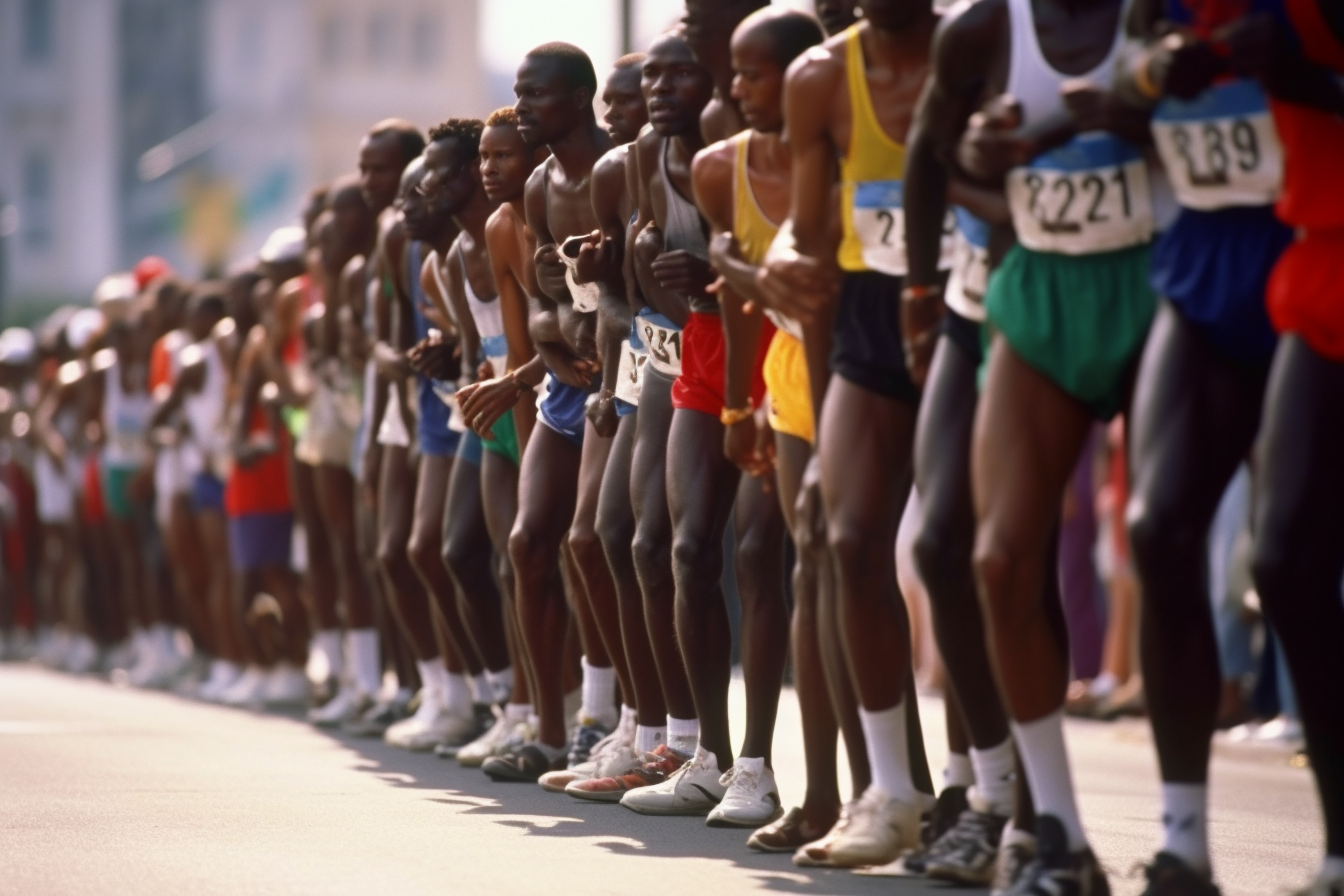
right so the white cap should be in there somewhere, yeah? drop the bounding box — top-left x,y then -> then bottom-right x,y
94,273 -> 138,323
0,328 -> 37,367
258,226 -> 307,264
65,308 -> 105,352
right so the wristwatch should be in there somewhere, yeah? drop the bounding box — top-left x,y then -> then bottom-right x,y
720,405 -> 754,426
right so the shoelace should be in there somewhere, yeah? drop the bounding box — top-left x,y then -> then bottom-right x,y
718,764 -> 762,793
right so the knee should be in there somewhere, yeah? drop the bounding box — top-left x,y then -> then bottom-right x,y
671,528 -> 719,579
440,528 -> 469,580
826,521 -> 882,577
376,532 -> 408,577
631,527 -> 668,579
568,524 -> 604,570
406,527 -> 441,581
971,532 -> 1026,624
594,505 -> 633,560
911,515 -> 971,598
508,522 -> 546,578
1126,492 -> 1200,579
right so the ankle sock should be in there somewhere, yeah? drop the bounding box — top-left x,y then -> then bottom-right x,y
667,716 -> 699,755
314,630 -> 342,678
1012,709 -> 1087,852
442,671 -> 473,715
468,672 -> 490,705
345,629 -> 382,698
1160,782 -> 1210,875
635,725 -> 667,754
415,659 -> 445,707
970,738 -> 1017,815
859,700 -> 918,804
504,702 -> 531,725
945,752 -> 974,789
485,667 -> 514,705
579,657 -> 618,727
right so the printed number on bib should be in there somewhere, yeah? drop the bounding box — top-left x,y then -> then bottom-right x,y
1151,80 -> 1281,210
851,181 -> 957,275
1008,134 -> 1153,255
614,339 -> 646,406
638,315 -> 683,377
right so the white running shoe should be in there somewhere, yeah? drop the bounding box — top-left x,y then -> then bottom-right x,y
456,711 -> 520,767
706,757 -> 784,828
63,636 -> 100,675
218,666 -> 270,706
198,660 -> 242,702
386,704 -> 478,752
620,745 -> 727,816
263,663 -> 311,705
825,785 -> 922,868
308,686 -> 364,727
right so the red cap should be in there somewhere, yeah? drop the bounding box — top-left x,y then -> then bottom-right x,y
133,256 -> 174,290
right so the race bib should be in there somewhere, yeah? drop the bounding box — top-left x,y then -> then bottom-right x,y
943,207 -> 990,322
636,312 -> 683,377
1007,134 -> 1154,255
850,180 -> 958,275
614,338 -> 646,406
1151,79 -> 1282,210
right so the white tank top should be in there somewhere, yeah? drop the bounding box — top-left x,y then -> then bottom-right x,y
449,245 -> 508,376
1003,0 -> 1163,255
182,338 -> 227,475
103,357 -> 153,468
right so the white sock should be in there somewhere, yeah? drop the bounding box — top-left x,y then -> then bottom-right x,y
945,752 -> 974,789
1160,782 -> 1210,875
442,672 -> 473,715
1321,855 -> 1344,882
970,738 -> 1017,815
415,659 -> 446,707
667,716 -> 699,755
314,630 -> 342,680
580,657 -> 618,726
1012,710 -> 1086,851
1089,671 -> 1118,698
635,725 -> 667,754
469,672 -> 490,705
345,629 -> 381,698
504,702 -> 531,724
484,667 -> 513,704
859,701 -> 918,803
153,624 -> 176,656
620,704 -> 637,730
527,711 -> 541,732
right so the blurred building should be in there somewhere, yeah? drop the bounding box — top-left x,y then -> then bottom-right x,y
0,0 -> 485,320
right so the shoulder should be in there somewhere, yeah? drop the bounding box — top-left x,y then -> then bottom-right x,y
593,144 -> 629,182
691,138 -> 736,188
786,32 -> 847,96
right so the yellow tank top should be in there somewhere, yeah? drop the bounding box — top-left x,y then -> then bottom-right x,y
837,24 -> 910,275
733,135 -> 780,267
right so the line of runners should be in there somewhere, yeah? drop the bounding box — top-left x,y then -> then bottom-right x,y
0,1 -> 1341,894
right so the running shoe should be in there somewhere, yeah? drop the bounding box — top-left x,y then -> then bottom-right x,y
343,696 -> 411,738
567,719 -> 612,768
748,807 -> 834,853
620,745 -> 726,816
433,705 -> 494,759
905,783 -> 971,873
262,663 -> 312,706
924,803 -> 1011,885
63,635 -> 100,675
198,660 -> 242,702
991,826 -> 1037,896
1138,852 -> 1221,896
825,785 -> 922,868
307,687 -> 366,727
566,743 -> 688,803
540,721 -> 626,792
706,757 -> 783,828
1003,815 -> 1109,896
218,665 -> 270,706
793,800 -> 857,867
456,712 -> 531,767
386,704 -> 480,752
482,745 -> 567,782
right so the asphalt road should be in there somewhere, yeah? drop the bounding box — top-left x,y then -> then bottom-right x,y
0,665 -> 1320,896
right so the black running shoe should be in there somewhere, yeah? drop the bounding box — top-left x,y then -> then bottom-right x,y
926,808 -> 1011,885
906,785 -> 971,873
1140,852 -> 1221,896
1005,815 -> 1110,896
482,745 -> 567,782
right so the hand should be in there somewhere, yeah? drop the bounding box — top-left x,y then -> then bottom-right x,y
574,230 -> 618,286
534,243 -> 569,299
756,249 -> 839,327
372,343 -> 412,382
1149,32 -> 1226,100
477,359 -> 496,381
956,94 -> 1032,182
457,375 -> 526,437
901,289 -> 944,387
651,249 -> 716,296
586,390 -> 619,438
724,405 -> 775,487
407,336 -> 461,381
1060,80 -> 1129,133
535,342 -> 599,389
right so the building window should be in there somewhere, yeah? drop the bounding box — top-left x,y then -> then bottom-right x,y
319,13 -> 347,70
23,0 -> 54,64
411,12 -> 440,69
368,11 -> 394,68
22,154 -> 52,249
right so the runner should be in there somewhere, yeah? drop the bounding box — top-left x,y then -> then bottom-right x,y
759,0 -> 943,868
682,0 -> 769,142
690,5 -> 825,832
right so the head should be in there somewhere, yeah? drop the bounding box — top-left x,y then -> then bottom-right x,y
186,282 -> 227,342
514,42 -> 599,147
731,9 -> 824,133
301,185 -> 330,235
479,107 -> 542,204
814,0 -> 859,35
858,0 -> 932,32
683,0 -> 769,79
602,54 -> 648,145
358,119 -> 426,214
257,226 -> 307,286
398,156 -> 453,243
328,175 -> 377,262
422,118 -> 485,220
146,276 -> 190,337
225,266 -> 263,332
642,32 -> 716,139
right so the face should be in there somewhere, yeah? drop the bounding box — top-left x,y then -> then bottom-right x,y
478,124 -> 535,204
730,28 -> 786,134
815,0 -> 859,35
187,303 -> 221,342
642,35 -> 716,138
602,65 -> 648,145
859,0 -> 929,31
514,56 -> 585,147
226,275 -> 260,328
331,191 -> 374,258
358,134 -> 405,214
420,138 -> 478,218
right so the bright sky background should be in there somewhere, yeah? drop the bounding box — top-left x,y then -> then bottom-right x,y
481,0 -> 813,96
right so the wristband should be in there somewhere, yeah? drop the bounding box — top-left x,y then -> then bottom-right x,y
1133,47 -> 1162,100
901,283 -> 944,301
719,405 -> 755,427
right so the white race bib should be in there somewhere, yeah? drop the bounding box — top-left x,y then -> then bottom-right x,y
944,212 -> 992,323
851,180 -> 958,275
1151,80 -> 1282,210
614,338 -> 646,406
1007,134 -> 1154,255
636,312 -> 683,377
